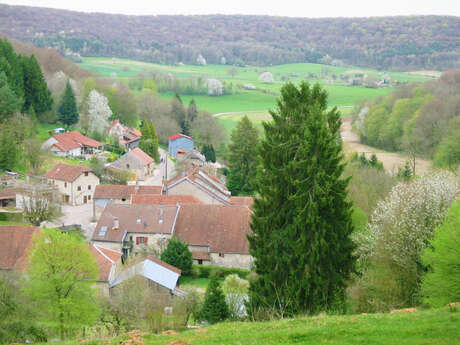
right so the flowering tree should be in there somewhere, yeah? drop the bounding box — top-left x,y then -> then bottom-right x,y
354,171 -> 459,310
86,90 -> 112,134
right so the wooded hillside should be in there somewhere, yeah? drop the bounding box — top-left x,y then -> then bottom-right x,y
0,4 -> 459,71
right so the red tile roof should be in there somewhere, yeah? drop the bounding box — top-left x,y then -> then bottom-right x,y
51,131 -> 102,152
0,226 -> 40,270
93,185 -> 162,200
0,188 -> 16,200
107,119 -> 121,133
230,196 -> 254,208
174,205 -> 251,254
89,244 -> 122,282
145,256 -> 181,275
44,163 -> 95,182
169,133 -> 193,141
132,194 -> 202,205
129,147 -> 154,165
92,204 -> 180,242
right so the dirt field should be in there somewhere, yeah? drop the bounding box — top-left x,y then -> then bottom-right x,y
341,117 -> 431,175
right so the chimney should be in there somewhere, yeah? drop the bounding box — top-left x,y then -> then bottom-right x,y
113,217 -> 119,230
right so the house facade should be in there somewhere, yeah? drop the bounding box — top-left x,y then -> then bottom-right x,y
92,203 -> 252,269
108,120 -> 142,150
41,131 -> 103,158
109,148 -> 155,181
168,134 -> 194,157
89,244 -> 122,296
44,164 -> 100,205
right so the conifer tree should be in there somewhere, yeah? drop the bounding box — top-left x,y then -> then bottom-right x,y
21,55 -> 52,114
247,82 -> 356,316
160,238 -> 193,276
0,72 -> 22,122
227,115 -> 259,195
139,121 -> 159,162
198,275 -> 230,324
0,38 -> 24,99
57,80 -> 79,126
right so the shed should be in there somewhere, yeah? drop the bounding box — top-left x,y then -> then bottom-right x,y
168,134 -> 194,157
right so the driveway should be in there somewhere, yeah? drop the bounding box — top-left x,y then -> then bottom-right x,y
140,148 -> 176,186
45,203 -> 96,239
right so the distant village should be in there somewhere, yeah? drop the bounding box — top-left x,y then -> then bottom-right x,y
0,122 -> 253,298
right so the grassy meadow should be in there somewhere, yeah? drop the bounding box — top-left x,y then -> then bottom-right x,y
79,57 -> 429,115
50,307 -> 459,345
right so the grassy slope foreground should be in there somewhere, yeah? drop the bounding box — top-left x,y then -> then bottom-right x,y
54,307 -> 459,345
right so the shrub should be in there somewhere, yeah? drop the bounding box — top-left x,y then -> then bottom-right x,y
194,265 -> 250,279
198,275 -> 230,324
160,238 -> 193,276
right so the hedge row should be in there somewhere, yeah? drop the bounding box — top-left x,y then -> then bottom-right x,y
192,265 -> 250,279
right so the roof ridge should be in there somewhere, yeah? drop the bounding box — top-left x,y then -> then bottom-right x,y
93,244 -> 115,264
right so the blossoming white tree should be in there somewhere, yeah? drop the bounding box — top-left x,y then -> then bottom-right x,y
86,90 -> 112,134
355,171 -> 459,310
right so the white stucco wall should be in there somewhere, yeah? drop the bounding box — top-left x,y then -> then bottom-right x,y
48,172 -> 99,206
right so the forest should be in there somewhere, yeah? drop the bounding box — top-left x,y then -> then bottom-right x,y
0,4 -> 459,71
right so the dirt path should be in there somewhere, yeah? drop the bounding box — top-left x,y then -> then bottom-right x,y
341,117 -> 431,174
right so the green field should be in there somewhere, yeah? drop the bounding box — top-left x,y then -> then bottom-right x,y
52,307 -> 459,345
79,57 -> 429,115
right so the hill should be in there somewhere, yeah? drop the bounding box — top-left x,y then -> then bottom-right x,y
51,307 -> 459,345
1,4 -> 459,71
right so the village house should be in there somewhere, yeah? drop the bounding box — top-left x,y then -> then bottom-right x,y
168,133 -> 194,157
109,256 -> 183,299
93,184 -> 162,215
107,119 -> 142,150
44,163 -> 100,205
165,167 -> 231,205
131,194 -> 202,205
109,147 -> 155,181
0,187 -> 16,208
0,225 -> 40,271
91,203 -> 252,269
89,244 -> 122,296
177,149 -> 206,167
41,130 -> 103,158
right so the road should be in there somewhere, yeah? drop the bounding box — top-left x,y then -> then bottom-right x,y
141,148 -> 176,186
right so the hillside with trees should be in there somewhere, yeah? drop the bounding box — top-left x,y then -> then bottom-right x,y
354,70 -> 460,169
0,4 -> 459,71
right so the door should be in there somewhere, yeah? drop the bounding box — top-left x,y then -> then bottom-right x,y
83,196 -> 87,204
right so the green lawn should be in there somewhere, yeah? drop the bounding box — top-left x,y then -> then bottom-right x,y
79,58 -> 430,115
52,307 -> 459,345
179,276 -> 217,289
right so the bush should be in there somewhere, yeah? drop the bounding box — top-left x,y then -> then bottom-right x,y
160,238 -> 193,276
194,265 -> 250,279
198,275 -> 230,324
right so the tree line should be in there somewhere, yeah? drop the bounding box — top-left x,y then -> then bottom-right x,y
1,4 -> 459,70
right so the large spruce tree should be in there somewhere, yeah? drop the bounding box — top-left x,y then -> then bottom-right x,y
139,120 -> 160,162
21,55 -> 53,114
247,82 -> 356,316
57,80 -> 79,126
226,115 -> 259,195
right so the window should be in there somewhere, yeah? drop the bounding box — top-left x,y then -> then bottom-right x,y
219,253 -> 225,258
88,185 -> 91,190
121,198 -> 126,202
136,237 -> 148,245
198,259 -> 203,265
64,182 -> 67,188
88,195 -> 91,200
126,164 -> 130,169
77,186 -> 81,191
84,172 -> 88,177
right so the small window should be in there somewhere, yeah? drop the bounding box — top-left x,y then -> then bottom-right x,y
88,195 -> 91,200
84,172 -> 89,177
219,253 -> 225,258
77,186 -> 81,191
126,164 -> 130,169
88,185 -> 91,190
121,198 -> 126,202
198,259 -> 203,265
64,182 -> 67,188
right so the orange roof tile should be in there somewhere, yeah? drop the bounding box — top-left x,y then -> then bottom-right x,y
0,226 -> 40,270
44,163 -> 95,182
129,147 -> 154,165
51,131 -> 102,152
89,244 -> 122,282
132,194 -> 202,205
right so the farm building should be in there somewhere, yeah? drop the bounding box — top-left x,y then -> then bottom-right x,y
109,147 -> 155,181
41,131 -> 103,158
168,133 -> 194,157
108,119 -> 142,150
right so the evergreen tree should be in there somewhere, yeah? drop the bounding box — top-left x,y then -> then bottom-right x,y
0,38 -> 24,99
171,93 -> 186,133
139,120 -> 159,162
247,82 -> 356,316
21,55 -> 52,114
184,99 -> 198,135
0,123 -> 17,171
397,160 -> 412,180
160,237 -> 193,276
198,275 -> 230,324
226,116 -> 259,195
201,144 -> 216,163
57,80 -> 79,126
0,72 -> 22,122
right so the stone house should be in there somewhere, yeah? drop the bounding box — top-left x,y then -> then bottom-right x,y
92,203 -> 252,269
109,148 -> 155,181
0,187 -> 16,208
107,119 -> 142,150
41,131 -> 103,158
168,134 -> 194,157
44,164 -> 100,205
89,244 -> 122,296
165,167 -> 231,205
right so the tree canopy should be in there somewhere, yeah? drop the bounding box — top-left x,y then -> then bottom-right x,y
248,82 -> 356,316
160,237 -> 193,276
